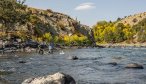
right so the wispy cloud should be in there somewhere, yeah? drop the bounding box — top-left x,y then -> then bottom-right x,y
75,2 -> 96,11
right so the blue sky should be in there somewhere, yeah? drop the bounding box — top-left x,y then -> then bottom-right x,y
25,0 -> 146,27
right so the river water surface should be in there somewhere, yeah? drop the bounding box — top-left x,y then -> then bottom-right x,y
0,48 -> 146,84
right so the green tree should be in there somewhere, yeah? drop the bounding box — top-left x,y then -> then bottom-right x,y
114,23 -> 125,42
0,0 -> 27,32
123,25 -> 134,42
103,27 -> 115,43
43,33 -> 52,43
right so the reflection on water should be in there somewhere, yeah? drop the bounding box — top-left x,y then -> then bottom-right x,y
0,48 -> 146,84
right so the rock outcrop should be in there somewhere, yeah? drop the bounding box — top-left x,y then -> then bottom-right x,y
22,72 -> 76,84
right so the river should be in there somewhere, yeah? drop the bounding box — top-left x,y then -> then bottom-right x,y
0,47 -> 146,84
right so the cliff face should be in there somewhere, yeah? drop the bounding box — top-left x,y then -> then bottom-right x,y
12,7 -> 92,39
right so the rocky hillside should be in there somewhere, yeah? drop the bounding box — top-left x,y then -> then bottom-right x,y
118,12 -> 146,26
0,3 -> 95,44
12,7 -> 93,40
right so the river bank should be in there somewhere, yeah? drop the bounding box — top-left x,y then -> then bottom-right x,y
2,42 -> 146,55
97,43 -> 146,48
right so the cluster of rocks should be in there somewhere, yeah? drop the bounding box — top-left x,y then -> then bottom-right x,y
68,56 -> 144,69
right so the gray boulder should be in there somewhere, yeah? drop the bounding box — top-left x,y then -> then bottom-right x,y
22,72 -> 76,84
125,63 -> 144,69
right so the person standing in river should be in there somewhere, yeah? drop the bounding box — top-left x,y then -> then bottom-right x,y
48,42 -> 53,54
38,42 -> 45,54
1,40 -> 6,54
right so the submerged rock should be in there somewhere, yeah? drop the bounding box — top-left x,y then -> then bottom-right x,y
125,63 -> 144,69
0,70 -> 13,75
19,60 -> 26,63
0,78 -> 10,84
112,56 -> 123,60
68,56 -> 78,60
22,72 -> 76,84
108,62 -> 118,66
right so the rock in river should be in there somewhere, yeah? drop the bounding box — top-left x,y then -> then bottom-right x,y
108,62 -> 118,66
68,56 -> 79,60
0,77 -> 10,84
19,60 -> 26,64
22,72 -> 76,84
0,70 -> 14,75
125,63 -> 144,69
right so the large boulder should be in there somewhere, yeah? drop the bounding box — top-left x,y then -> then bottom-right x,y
22,72 -> 76,84
125,63 -> 144,69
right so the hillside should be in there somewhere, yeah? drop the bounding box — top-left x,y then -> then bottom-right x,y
118,12 -> 146,26
23,7 -> 91,36
93,12 -> 146,44
0,0 -> 94,45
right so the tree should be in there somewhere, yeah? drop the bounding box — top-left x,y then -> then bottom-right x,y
123,25 -> 134,42
0,0 -> 28,49
133,18 -> 138,23
103,27 -> 115,43
117,17 -> 122,21
93,21 -> 116,43
114,23 -> 125,42
43,33 -> 52,43
0,0 -> 27,32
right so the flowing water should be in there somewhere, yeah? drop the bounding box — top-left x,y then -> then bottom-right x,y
0,48 -> 146,84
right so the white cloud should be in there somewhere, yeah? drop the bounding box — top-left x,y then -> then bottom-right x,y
75,2 -> 96,11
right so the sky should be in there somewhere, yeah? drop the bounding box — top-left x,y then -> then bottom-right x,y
25,0 -> 146,27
